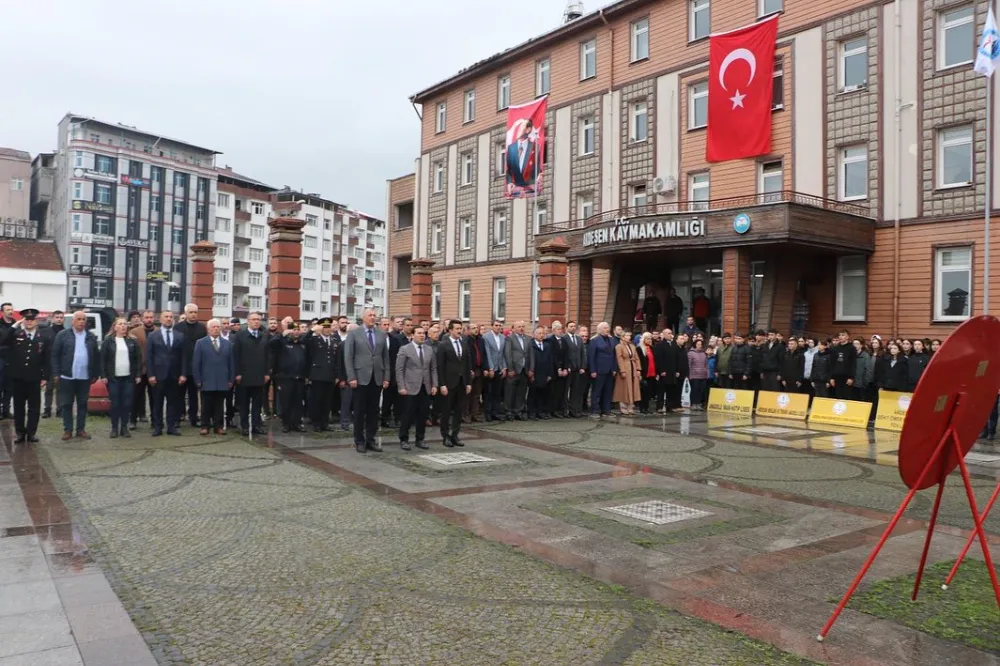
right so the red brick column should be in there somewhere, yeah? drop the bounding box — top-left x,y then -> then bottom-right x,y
537,237 -> 570,327
190,240 -> 217,316
409,259 -> 436,321
722,247 -> 752,335
267,216 -> 306,321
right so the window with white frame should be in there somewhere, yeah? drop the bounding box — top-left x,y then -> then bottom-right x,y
434,162 -> 444,192
303,257 -> 317,270
939,6 -> 974,69
938,125 -> 973,187
214,293 -> 229,308
838,145 -> 868,200
631,17 -> 649,61
94,216 -> 111,235
10,178 -> 23,191
839,37 -> 868,91
248,295 -> 263,310
172,228 -> 184,245
836,255 -> 867,321
759,0 -> 782,16
217,192 -> 231,208
630,185 -> 648,213
171,257 -> 183,274
95,155 -> 114,174
322,259 -> 331,272
146,283 -> 157,302
772,57 -> 785,109
323,239 -> 331,252
250,224 -> 265,238
324,218 -> 331,230
249,247 -> 264,262
150,224 -> 159,241
492,278 -> 507,321
498,75 -> 511,110
251,202 -> 265,215
935,246 -> 972,320
630,100 -> 648,142
436,102 -> 447,133
70,247 -> 81,264
689,81 -> 708,128
431,221 -> 443,254
536,58 -> 551,96
302,278 -> 316,291
759,160 -> 783,195
174,172 -> 187,188
690,0 -> 710,41
216,242 -> 230,258
580,39 -> 597,79
304,235 -> 318,248
73,182 -> 83,200
173,200 -> 185,216
533,202 -> 548,234
305,214 -> 318,227
495,141 -> 506,177
580,115 -> 595,155
578,193 -> 594,220
460,216 -> 472,250
215,217 -> 230,232
464,89 -> 476,123
92,279 -> 108,299
689,173 -> 710,211
70,278 -> 80,298
249,271 -> 263,287
494,211 -> 508,245
95,183 -> 112,204
74,151 -> 84,168
71,213 -> 82,232
431,283 -> 441,320
147,254 -> 159,271
302,300 -> 315,313
461,152 -> 473,186
458,281 -> 471,320
213,268 -> 229,284
321,281 -> 330,293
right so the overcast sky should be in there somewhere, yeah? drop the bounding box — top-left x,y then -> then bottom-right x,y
0,0 -> 610,217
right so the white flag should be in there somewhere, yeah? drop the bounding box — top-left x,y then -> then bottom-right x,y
975,5 -> 1000,77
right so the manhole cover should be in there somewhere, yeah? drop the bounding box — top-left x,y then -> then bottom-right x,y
418,452 -> 495,465
600,500 -> 713,525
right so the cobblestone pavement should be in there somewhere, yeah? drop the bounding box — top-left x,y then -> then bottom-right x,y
14,417 -> 820,666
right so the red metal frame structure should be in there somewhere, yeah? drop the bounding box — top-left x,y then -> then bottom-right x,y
941,481 -> 1000,590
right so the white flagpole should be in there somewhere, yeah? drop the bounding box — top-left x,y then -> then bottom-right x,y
986,75 -> 993,314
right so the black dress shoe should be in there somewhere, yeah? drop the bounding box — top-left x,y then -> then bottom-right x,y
282,427 -> 290,433
167,429 -> 181,436
451,437 -> 465,447
13,435 -> 25,444
443,439 -> 455,448
152,429 -> 163,437
241,429 -> 250,437
120,428 -> 131,439
400,441 -> 411,451
251,428 -> 265,435
42,411 -> 51,419
415,441 -> 429,450
109,429 -> 118,439
293,426 -> 306,433
355,443 -> 367,453
27,435 -> 39,443
368,442 -> 383,452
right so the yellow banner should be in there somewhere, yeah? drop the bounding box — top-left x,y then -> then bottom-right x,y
808,397 -> 873,429
874,390 -> 912,432
707,388 -> 755,417
755,390 -> 810,420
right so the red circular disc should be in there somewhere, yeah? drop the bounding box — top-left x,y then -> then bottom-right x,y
898,316 -> 1000,490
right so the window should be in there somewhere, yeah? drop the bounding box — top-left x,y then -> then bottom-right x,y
464,89 -> 476,123
321,281 -> 330,293
431,283 -> 441,320
434,162 -> 444,192
689,173 -> 710,211
217,193 -> 231,208
73,182 -> 83,200
150,224 -> 159,242
759,0 -> 782,16
839,38 -> 868,91
92,279 -> 108,299
305,214 -> 318,227
578,193 -> 594,220
251,202 -> 265,215
492,278 -> 507,321
215,268 -> 229,284
495,141 -> 506,176
147,254 -> 159,271
71,214 -> 82,232
322,259 -> 331,272
631,18 -> 649,61
838,145 -> 868,200
196,203 -> 205,222
146,283 -> 158,302
579,115 -> 595,155
938,125 -> 973,187
303,278 -> 316,291
215,217 -> 230,232
241,247 -> 259,262
533,202 -> 548,234
456,280 -> 472,320
172,228 -> 184,245
461,152 -> 473,186
436,102 -> 447,133
303,257 -> 317,270
171,257 -> 183,274
173,200 -> 185,216
249,271 -> 263,287
431,221 -> 444,254
395,256 -> 412,290
536,58 -> 551,96
939,6 -> 974,69
498,75 -> 511,110
250,224 -> 265,238
304,235 -> 318,248
494,211 -> 507,245
772,57 -> 784,110
302,300 -> 315,313
74,151 -> 84,168
759,161 -> 783,195
580,39 -> 597,80
836,255 -> 867,321
214,293 -> 229,308
70,279 -> 80,298
151,195 -> 161,213
935,247 -> 973,320
216,242 -> 230,258
630,100 -> 648,142
324,218 -> 332,230
630,185 -> 648,213
460,216 -> 472,250
93,216 -> 111,235
70,247 -> 80,264
95,155 -> 114,174
689,82 -> 708,128
151,167 -> 162,184
690,0 -> 710,41
95,183 -> 112,204
323,239 -> 332,252
248,295 -> 263,310
10,178 -> 23,191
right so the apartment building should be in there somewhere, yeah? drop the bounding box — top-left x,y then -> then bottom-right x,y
386,173 -> 416,316
403,0 -> 1000,338
48,114 -> 218,312
0,148 -> 30,222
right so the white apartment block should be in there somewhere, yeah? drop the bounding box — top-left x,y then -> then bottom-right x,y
214,168 -> 274,319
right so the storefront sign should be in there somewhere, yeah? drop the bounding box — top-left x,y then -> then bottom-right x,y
72,200 -> 115,214
755,390 -> 809,420
707,388 -> 755,416
69,232 -> 114,245
70,298 -> 113,308
120,174 -> 151,187
808,398 -> 873,429
146,271 -> 169,282
117,237 -> 149,249
733,213 -> 751,234
73,168 -> 118,183
582,217 -> 705,248
69,264 -> 112,277
874,390 -> 912,432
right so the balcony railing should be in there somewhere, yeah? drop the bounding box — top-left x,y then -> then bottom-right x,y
235,209 -> 251,222
538,190 -> 874,234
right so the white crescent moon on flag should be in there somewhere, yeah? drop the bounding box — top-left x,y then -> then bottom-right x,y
718,48 -> 757,91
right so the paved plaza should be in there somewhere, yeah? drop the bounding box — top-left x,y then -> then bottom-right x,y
1,412 -> 998,665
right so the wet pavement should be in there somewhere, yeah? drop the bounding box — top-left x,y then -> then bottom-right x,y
0,411 -> 997,665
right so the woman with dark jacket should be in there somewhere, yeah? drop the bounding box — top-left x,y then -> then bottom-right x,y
883,342 -> 910,392
852,338 -> 874,401
907,339 -> 930,391
810,339 -> 832,398
100,318 -> 142,438
779,338 -> 804,392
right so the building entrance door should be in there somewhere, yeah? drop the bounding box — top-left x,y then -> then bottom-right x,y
669,265 -> 723,337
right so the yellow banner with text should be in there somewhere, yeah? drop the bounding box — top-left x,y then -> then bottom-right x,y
874,390 -> 912,432
755,391 -> 810,420
707,388 -> 755,417
808,397 -> 873,429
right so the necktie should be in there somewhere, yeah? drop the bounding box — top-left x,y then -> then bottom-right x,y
213,337 -> 219,352
537,342 -> 542,351
417,345 -> 423,365
166,329 -> 171,347
367,329 -> 375,351
454,339 -> 462,358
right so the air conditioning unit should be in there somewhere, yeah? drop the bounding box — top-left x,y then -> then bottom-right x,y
652,175 -> 676,195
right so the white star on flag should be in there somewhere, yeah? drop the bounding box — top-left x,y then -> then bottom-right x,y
730,89 -> 746,109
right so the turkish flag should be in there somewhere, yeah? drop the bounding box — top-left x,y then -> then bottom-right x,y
706,16 -> 779,162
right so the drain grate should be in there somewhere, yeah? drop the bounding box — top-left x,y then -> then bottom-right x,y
600,500 -> 713,525
418,452 -> 495,465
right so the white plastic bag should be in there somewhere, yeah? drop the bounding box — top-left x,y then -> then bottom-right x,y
681,378 -> 692,408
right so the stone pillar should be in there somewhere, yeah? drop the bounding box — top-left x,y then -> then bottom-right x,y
722,247 -> 752,335
409,259 -> 436,321
190,240 -> 217,316
537,237 -> 570,327
267,216 -> 306,321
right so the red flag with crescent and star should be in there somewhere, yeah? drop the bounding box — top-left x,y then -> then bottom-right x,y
706,15 -> 779,162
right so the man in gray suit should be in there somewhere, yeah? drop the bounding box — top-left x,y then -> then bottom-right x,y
343,308 -> 390,453
395,326 -> 438,450
503,320 -> 530,420
483,320 -> 507,421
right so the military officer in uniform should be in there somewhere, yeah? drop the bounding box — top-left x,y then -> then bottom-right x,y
269,321 -> 308,433
0,309 -> 49,443
304,318 -> 341,432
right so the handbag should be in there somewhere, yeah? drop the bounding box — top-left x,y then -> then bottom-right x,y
681,378 -> 692,408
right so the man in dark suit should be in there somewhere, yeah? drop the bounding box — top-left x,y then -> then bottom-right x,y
528,325 -> 555,420
343,308 -> 390,453
146,310 -> 187,436
1,309 -> 49,443
174,303 -> 207,427
505,118 -> 538,188
270,321 -> 308,433
232,311 -> 271,436
463,323 -> 487,423
436,319 -> 472,447
380,317 -> 402,429
192,318 -> 234,435
305,318 -> 341,432
482,320 -> 507,421
546,321 -> 569,418
565,321 -> 587,418
587,322 -> 617,418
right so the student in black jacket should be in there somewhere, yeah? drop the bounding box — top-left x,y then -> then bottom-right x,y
883,342 -> 909,392
810,339 -> 832,398
759,329 -> 785,391
828,330 -> 858,399
748,331 -> 766,390
728,333 -> 751,390
907,339 -> 931,391
779,338 -> 804,392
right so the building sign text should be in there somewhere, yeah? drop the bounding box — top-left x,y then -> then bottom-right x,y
582,217 -> 706,248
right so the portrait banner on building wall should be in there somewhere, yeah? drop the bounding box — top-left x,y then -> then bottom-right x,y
504,96 -> 547,199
